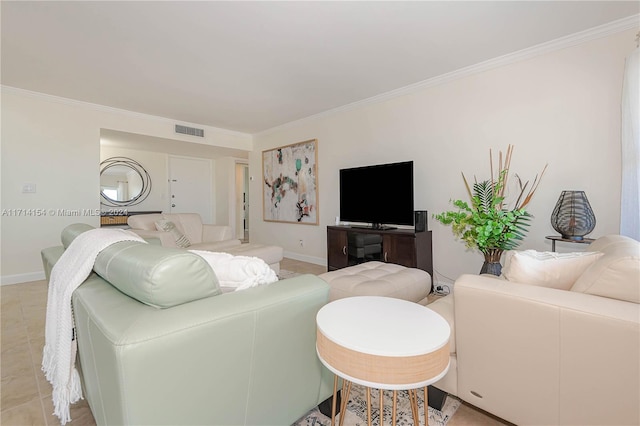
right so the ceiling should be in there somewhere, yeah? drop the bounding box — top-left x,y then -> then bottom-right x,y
2,1 -> 638,134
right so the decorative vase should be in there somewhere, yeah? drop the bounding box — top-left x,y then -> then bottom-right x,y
480,248 -> 504,276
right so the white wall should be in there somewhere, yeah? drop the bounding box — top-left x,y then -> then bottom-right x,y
250,29 -> 638,286
0,89 -> 252,284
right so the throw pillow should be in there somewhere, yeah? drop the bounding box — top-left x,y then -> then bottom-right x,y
570,241 -> 640,303
501,250 -> 604,290
155,220 -> 191,248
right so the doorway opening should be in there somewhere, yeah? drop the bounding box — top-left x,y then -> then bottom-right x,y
235,162 -> 249,242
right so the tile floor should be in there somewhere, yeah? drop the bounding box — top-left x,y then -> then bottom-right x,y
1,258 -> 508,426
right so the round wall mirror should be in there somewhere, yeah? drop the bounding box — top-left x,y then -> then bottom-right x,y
100,157 -> 151,206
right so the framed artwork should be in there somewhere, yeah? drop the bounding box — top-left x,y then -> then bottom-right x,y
262,139 -> 319,225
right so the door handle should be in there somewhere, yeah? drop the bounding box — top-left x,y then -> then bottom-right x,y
342,246 -> 347,255
172,204 -> 176,207
384,252 -> 388,262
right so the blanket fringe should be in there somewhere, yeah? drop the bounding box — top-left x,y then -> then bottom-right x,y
46,352 -> 83,425
52,385 -> 72,425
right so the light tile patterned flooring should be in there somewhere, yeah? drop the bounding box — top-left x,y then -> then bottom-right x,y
1,258 -> 508,426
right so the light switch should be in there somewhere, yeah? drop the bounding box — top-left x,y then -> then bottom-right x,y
22,183 -> 36,193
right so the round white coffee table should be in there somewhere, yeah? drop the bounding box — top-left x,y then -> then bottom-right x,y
316,296 -> 450,426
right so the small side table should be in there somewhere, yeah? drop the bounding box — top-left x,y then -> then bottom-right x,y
316,296 -> 450,426
545,235 -> 595,252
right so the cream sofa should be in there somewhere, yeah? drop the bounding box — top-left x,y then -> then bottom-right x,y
128,213 -> 285,274
41,224 -> 334,426
429,234 -> 640,426
128,213 -> 242,251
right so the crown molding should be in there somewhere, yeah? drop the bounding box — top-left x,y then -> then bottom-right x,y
257,14 -> 640,137
0,85 -> 252,139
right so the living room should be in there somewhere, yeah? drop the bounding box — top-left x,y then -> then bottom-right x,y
1,3 -> 638,287
1,2 -> 639,425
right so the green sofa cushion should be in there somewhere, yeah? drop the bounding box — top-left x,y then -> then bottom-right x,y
93,241 -> 221,308
61,223 -> 95,248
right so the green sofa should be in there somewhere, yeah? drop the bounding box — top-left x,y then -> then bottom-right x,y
41,225 -> 334,425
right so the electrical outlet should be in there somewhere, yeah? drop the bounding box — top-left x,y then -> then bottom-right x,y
299,239 -> 304,247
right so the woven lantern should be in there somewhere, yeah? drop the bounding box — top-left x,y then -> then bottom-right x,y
550,190 -> 596,240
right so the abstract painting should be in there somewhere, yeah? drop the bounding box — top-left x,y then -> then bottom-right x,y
263,139 -> 318,225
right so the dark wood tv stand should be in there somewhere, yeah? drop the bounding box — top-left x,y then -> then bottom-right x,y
326,225 -> 433,278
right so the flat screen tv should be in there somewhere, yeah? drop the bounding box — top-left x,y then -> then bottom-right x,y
339,161 -> 414,229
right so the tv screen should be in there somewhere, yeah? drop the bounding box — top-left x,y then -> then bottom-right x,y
339,161 -> 414,229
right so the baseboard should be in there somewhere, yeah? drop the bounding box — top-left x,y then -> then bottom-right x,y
1,271 -> 46,286
283,251 -> 326,267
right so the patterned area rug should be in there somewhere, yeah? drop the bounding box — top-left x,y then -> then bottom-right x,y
294,384 -> 460,426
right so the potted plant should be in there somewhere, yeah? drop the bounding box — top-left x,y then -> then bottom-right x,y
434,145 -> 547,275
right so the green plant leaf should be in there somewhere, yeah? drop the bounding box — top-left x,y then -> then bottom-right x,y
473,180 -> 494,214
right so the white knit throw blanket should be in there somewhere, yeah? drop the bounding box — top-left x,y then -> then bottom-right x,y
42,228 -> 146,425
189,250 -> 278,291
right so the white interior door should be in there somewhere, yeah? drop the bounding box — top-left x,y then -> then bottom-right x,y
168,156 -> 213,224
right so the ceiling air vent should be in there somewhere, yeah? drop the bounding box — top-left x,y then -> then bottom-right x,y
175,124 -> 204,138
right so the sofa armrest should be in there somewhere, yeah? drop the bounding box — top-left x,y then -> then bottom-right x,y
453,274 -> 640,426
128,229 -> 177,247
202,224 -> 234,242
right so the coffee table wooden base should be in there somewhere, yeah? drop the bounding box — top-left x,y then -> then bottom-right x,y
317,297 -> 451,426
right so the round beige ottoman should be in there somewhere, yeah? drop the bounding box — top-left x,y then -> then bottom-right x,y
318,261 -> 432,305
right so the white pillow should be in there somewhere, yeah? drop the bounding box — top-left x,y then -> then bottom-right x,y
570,241 -> 640,303
155,220 -> 191,248
502,250 -> 604,290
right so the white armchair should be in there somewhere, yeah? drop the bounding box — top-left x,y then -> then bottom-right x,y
429,235 -> 640,426
127,213 -> 241,251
